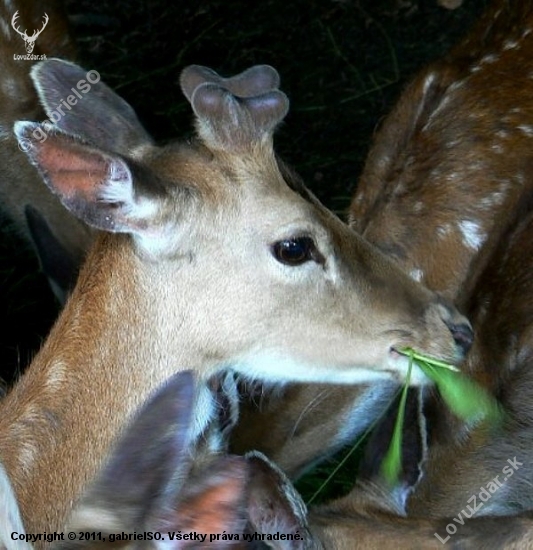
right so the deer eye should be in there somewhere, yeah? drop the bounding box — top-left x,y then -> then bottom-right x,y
272,237 -> 323,266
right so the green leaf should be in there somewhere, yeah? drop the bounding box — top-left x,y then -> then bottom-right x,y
380,350 -> 413,485
400,348 -> 503,424
380,349 -> 503,486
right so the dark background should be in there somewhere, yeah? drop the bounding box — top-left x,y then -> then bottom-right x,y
0,0 -> 487,498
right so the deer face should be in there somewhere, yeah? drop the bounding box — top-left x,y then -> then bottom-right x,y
16,60 -> 471,388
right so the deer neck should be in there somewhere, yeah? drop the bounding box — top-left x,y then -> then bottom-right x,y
0,234 -> 217,535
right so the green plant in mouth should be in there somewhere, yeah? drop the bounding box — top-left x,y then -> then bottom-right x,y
380,348 -> 503,486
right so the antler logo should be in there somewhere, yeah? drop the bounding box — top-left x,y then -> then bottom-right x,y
11,11 -> 49,54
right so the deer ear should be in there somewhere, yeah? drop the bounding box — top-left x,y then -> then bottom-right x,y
30,58 -> 153,154
153,455 -> 250,545
62,371 -> 196,539
246,451 -> 313,549
15,121 -> 163,234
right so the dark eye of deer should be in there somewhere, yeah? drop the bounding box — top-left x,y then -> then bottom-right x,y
272,237 -> 321,266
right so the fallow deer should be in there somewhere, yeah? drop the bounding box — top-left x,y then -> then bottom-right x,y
0,58 -> 469,544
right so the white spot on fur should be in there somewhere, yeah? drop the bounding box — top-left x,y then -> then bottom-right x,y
413,201 -> 424,213
518,124 -> 533,137
503,40 -> 520,51
523,28 -> 532,38
409,268 -> 424,282
417,72 -> 438,126
17,441 -> 37,474
480,54 -> 499,65
458,220 -> 485,250
46,362 -> 67,392
480,192 -> 504,209
447,80 -> 465,94
499,180 -> 511,194
437,224 -> 452,238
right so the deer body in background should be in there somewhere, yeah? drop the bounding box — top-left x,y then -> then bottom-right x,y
0,58 -> 469,542
0,0 -> 93,301
233,0 -> 533,476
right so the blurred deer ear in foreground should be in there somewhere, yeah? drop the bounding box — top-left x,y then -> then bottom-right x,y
57,371 -> 253,549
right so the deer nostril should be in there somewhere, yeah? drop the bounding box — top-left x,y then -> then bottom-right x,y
445,320 -> 474,356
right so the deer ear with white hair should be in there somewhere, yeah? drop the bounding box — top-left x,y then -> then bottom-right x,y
15,122 -> 164,235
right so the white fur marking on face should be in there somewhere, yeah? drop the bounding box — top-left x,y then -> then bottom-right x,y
233,352 -> 392,386
0,464 -> 31,550
458,220 -> 485,250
